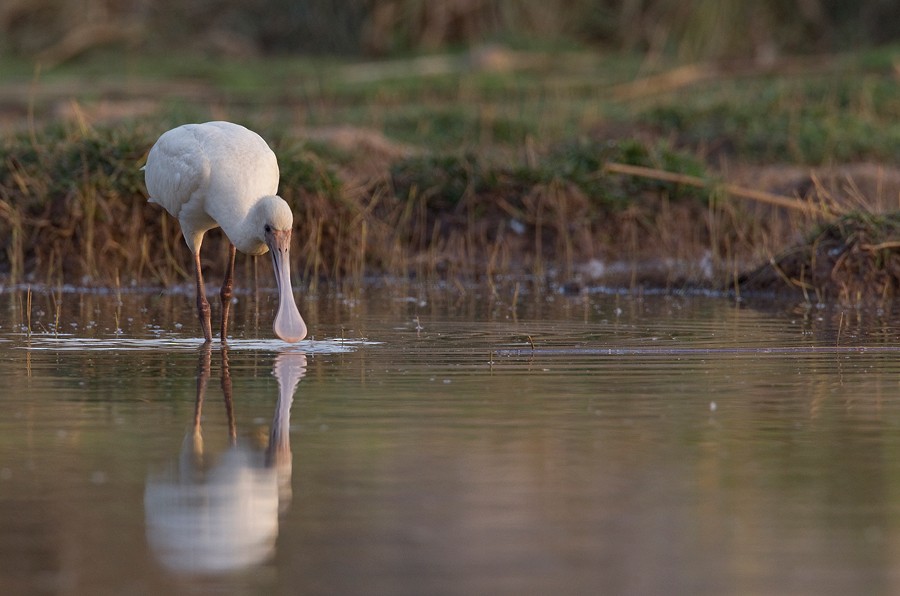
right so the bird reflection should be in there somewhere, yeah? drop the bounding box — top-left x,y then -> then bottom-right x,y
144,344 -> 307,575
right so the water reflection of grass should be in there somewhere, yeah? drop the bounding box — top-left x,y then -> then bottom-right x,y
2,49 -> 900,301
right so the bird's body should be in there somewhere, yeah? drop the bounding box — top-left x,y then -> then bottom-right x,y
144,121 -> 307,343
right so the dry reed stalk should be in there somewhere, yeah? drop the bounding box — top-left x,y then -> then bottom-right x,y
356,219 -> 367,286
385,190 -> 417,275
140,234 -> 167,286
417,190 -> 430,253
0,199 -> 24,284
78,185 -> 98,282
532,188 -> 545,280
43,248 -> 58,289
427,219 -> 442,278
159,212 -> 188,281
25,286 -> 32,338
511,281 -> 520,321
547,181 -> 575,279
618,205 -> 641,289
490,236 -> 511,280
52,291 -> 61,338
332,217 -> 345,281
464,190 -> 479,279
487,274 -> 498,301
486,220 -> 505,283
611,64 -> 715,100
654,193 -> 677,271
604,162 -> 833,216
706,189 -> 723,282
457,215 -> 472,278
310,219 -> 322,294
861,240 -> 900,251
298,216 -> 317,283
135,234 -> 154,284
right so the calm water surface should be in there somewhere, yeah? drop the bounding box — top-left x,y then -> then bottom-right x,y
2,284 -> 900,595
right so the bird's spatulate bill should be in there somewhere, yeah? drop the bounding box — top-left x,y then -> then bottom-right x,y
270,234 -> 307,343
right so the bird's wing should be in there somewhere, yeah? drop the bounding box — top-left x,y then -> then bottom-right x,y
203,121 -> 280,199
144,125 -> 211,219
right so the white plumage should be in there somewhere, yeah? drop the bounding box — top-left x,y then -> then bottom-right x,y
144,121 -> 307,343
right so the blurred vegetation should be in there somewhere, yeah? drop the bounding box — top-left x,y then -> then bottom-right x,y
641,69 -> 900,164
1,40 -> 900,295
3,0 -> 900,63
390,138 -> 706,213
4,1 -> 900,301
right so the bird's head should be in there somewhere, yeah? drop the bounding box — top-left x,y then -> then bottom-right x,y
252,195 -> 306,343
252,195 -> 294,243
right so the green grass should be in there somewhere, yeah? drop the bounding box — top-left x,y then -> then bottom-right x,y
11,47 -> 900,166
639,71 -> 900,164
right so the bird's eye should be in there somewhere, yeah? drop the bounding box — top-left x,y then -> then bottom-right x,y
264,224 -> 271,233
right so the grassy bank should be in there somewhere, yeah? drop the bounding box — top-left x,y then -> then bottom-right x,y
0,124 -> 725,288
3,47 -> 900,301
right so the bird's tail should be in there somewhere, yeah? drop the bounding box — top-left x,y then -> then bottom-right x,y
139,164 -> 152,203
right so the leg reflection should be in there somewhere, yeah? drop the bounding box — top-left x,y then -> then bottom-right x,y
145,347 -> 307,575
220,345 -> 236,444
191,343 -> 212,459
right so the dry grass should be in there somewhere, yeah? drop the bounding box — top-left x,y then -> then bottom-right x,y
740,210 -> 900,306
4,118 -> 900,307
0,121 -> 798,292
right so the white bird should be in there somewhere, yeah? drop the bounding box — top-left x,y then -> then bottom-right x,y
144,121 -> 307,343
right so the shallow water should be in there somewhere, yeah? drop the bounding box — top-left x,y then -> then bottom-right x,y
3,284 -> 900,595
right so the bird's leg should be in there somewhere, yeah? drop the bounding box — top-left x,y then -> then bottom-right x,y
194,252 -> 213,343
220,243 -> 237,342
252,255 -> 260,334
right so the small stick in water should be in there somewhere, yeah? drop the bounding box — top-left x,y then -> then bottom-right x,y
26,286 -> 32,338
836,311 -> 845,347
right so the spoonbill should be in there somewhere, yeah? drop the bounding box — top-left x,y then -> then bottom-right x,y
144,121 -> 307,343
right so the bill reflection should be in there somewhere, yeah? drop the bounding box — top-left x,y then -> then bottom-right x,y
144,345 -> 307,575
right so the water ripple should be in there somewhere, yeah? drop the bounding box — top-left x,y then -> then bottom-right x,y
14,335 -> 380,353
